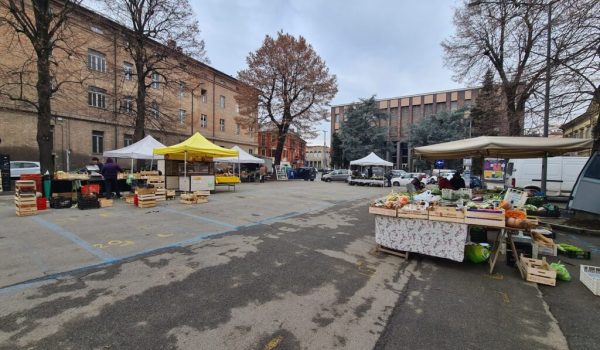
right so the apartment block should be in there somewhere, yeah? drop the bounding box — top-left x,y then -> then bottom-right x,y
306,145 -> 330,169
0,4 -> 257,171
331,88 -> 482,169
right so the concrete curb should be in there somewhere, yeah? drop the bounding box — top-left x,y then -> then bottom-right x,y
543,221 -> 600,237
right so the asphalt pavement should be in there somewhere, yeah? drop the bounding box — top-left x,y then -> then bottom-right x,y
0,181 -> 598,349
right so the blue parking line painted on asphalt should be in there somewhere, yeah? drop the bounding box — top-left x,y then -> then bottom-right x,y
30,216 -> 115,263
162,207 -> 238,229
1,201 -> 342,295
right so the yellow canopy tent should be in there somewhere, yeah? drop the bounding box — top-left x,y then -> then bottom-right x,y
153,132 -> 239,177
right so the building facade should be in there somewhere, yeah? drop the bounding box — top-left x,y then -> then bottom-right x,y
257,130 -> 306,167
561,101 -> 598,156
331,88 -> 484,169
306,145 -> 330,170
0,4 -> 257,171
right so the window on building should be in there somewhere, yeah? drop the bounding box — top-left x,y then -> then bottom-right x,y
464,100 -> 472,109
436,102 -> 446,113
450,101 -> 458,112
400,106 -> 410,121
150,101 -> 159,118
123,62 -> 133,80
151,72 -> 160,89
124,134 -> 133,147
200,114 -> 207,128
88,87 -> 107,109
179,109 -> 186,124
201,91 -> 207,103
121,96 -> 133,113
219,95 -> 225,108
219,118 -> 225,131
236,123 -> 241,135
424,103 -> 434,117
92,131 -> 104,154
412,105 -> 422,120
248,148 -> 253,155
236,104 -> 240,113
88,49 -> 106,72
179,81 -> 185,97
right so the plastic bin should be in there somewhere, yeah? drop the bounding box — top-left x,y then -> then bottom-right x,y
580,265 -> 600,296
81,184 -> 101,195
36,197 -> 47,210
20,174 -> 41,193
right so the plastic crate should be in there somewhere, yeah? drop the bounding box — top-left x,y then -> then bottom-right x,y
580,265 -> 600,296
36,197 -> 47,210
50,196 -> 72,209
81,184 -> 100,195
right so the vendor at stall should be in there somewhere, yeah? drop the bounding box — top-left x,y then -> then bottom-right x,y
408,174 -> 425,192
438,175 -> 453,190
451,170 -> 466,190
102,158 -> 123,199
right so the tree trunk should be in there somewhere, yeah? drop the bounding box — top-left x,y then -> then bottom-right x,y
134,64 -> 147,169
504,87 -> 523,136
273,123 -> 290,166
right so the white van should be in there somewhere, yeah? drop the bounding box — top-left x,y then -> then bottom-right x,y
505,157 -> 589,196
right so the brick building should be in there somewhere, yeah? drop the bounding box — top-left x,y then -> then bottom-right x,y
331,88 -> 483,169
561,101 -> 598,156
0,3 -> 257,171
257,130 -> 306,167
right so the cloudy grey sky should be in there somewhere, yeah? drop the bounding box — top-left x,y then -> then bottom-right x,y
191,0 -> 469,146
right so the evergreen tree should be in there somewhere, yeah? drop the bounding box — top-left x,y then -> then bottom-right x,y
470,69 -> 501,136
330,131 -> 344,167
337,97 -> 390,162
410,109 -> 467,147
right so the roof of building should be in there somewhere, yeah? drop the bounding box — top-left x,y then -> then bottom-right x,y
331,87 -> 481,108
561,101 -> 599,130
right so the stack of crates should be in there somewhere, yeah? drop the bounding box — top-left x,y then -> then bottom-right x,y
15,180 -> 38,216
147,176 -> 166,202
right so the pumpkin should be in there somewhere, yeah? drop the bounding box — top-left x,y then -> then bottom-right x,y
499,200 -> 511,210
506,217 -> 517,227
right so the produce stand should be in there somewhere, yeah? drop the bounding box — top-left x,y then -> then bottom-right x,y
153,133 -> 238,192
215,175 -> 240,192
349,152 -> 392,187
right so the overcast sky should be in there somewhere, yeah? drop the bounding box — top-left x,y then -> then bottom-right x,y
191,0 -> 469,146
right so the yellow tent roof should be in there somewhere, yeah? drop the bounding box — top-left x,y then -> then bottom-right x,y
153,132 -> 239,161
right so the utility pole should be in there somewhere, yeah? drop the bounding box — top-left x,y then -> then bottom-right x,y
322,130 -> 328,169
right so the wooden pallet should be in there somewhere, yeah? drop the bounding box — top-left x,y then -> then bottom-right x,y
428,206 -> 465,223
136,187 -> 157,195
154,188 -> 166,201
138,202 -> 157,208
376,245 -> 409,259
520,255 -> 556,286
99,198 -> 113,208
166,190 -> 176,200
464,208 -> 505,228
368,206 -> 397,217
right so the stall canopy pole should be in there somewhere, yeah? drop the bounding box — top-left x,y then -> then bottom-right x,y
184,151 -> 187,178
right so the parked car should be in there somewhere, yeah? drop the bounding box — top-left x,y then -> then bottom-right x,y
391,169 -> 407,177
295,167 -> 316,181
9,161 -> 41,179
391,172 -> 425,187
322,169 -> 350,182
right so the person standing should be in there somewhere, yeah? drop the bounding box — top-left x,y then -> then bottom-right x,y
90,157 -> 103,173
367,166 -> 373,179
450,170 -> 466,190
101,158 -> 122,199
408,174 -> 425,192
259,164 -> 267,183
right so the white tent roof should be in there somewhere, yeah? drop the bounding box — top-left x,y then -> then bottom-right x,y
103,135 -> 165,160
414,136 -> 594,159
350,152 -> 393,166
213,145 -> 265,164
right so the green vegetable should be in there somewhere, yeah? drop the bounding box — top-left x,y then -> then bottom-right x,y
465,244 -> 490,263
558,243 -> 584,253
550,261 -> 571,281
526,196 -> 546,207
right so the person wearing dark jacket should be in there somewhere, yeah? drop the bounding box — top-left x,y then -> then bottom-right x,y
101,158 -> 122,198
450,170 -> 466,190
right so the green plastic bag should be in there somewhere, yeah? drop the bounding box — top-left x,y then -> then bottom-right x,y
465,244 -> 490,263
550,261 -> 571,281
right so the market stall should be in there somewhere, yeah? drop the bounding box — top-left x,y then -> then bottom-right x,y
103,135 -> 165,171
349,152 -> 393,186
153,133 -> 238,192
213,145 -> 264,186
370,136 -> 594,280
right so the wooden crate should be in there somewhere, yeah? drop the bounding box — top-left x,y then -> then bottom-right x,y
136,187 -> 156,195
368,206 -> 397,217
15,180 -> 36,190
397,209 -> 428,220
166,190 -> 176,200
520,255 -> 556,286
154,188 -> 166,201
428,206 -> 465,223
140,171 -> 159,176
193,190 -> 211,197
531,232 -> 557,258
464,208 -> 505,228
124,194 -> 135,204
99,198 -> 113,208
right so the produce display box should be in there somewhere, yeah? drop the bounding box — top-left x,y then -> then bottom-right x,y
520,255 -> 556,286
580,265 -> 600,296
368,206 -> 397,217
154,188 -> 166,201
397,207 -> 428,220
136,193 -> 157,208
166,190 -> 176,200
15,180 -> 38,217
98,198 -> 113,208
531,232 -> 557,258
124,194 -> 135,204
464,208 -> 505,228
428,206 -> 464,223
136,187 -> 157,195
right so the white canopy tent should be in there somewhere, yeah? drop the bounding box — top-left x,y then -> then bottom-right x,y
213,145 -> 265,164
103,135 -> 165,170
350,152 -> 393,166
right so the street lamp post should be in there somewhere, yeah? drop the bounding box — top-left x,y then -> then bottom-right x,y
468,0 -> 553,194
322,130 -> 328,169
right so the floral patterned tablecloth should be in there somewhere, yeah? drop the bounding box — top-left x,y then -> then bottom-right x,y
375,215 -> 468,262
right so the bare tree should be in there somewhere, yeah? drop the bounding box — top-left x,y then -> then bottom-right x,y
443,1 -> 555,136
96,0 -> 208,148
0,0 -> 82,173
236,31 -> 337,166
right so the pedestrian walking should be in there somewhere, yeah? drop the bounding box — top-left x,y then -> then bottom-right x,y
259,164 -> 267,183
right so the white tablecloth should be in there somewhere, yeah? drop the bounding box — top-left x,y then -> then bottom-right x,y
375,215 -> 468,262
